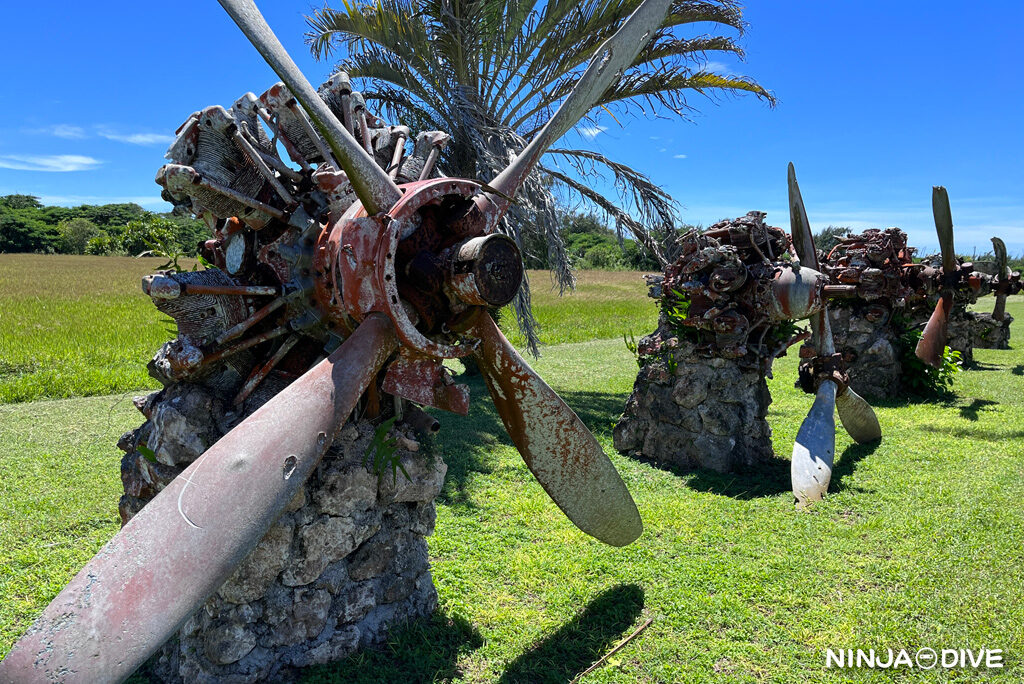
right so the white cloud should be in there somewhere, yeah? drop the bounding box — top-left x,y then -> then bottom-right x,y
0,154 -> 102,172
703,61 -> 728,73
673,154 -> 688,159
579,125 -> 608,140
97,130 -> 174,146
29,124 -> 87,139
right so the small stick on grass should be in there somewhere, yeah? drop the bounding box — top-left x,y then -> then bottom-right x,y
571,617 -> 654,683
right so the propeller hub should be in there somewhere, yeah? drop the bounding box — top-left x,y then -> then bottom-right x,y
768,265 -> 828,321
448,233 -> 524,307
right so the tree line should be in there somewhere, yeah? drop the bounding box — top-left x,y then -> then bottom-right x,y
0,194 -> 211,257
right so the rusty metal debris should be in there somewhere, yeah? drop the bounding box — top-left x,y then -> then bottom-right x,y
1,1 -> 672,680
647,211 -> 820,371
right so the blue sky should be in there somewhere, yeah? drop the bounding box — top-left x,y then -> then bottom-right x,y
1,1 -> 1021,255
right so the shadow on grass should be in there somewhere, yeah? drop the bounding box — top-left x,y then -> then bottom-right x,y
921,424 -> 1024,443
831,440 -> 880,493
498,584 -> 644,684
968,361 -> 1004,372
958,398 -> 999,421
300,611 -> 483,684
1013,364 -> 1024,376
428,372 -> 631,508
660,454 -> 792,500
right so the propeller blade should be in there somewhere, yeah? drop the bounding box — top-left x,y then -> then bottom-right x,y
993,236 -> 1008,321
933,186 -> 957,275
914,188 -> 957,367
0,313 -> 399,683
467,311 -> 642,546
915,291 -> 952,368
835,387 -> 882,443
791,379 -> 837,506
787,162 -> 820,270
216,0 -> 401,214
789,164 -> 881,468
486,0 -> 672,211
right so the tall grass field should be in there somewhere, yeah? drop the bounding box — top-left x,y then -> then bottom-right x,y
1,254 -> 1022,681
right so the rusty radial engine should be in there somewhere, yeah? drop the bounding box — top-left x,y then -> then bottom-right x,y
0,0 -> 677,681
787,164 -> 882,506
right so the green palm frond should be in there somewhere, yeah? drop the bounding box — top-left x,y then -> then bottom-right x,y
305,0 -> 774,351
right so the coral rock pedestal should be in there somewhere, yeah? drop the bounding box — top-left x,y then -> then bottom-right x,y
120,381 -> 445,682
614,337 -> 773,472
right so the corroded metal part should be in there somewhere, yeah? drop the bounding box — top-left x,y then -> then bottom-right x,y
382,349 -> 470,415
142,274 -> 277,299
768,266 -> 827,321
915,291 -> 952,367
656,213 -> 797,366
466,310 -> 643,547
448,234 -> 524,307
0,313 -> 398,684
216,0 -> 401,214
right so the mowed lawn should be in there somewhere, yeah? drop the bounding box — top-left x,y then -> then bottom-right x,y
0,254 -> 657,403
1,253 -> 1022,682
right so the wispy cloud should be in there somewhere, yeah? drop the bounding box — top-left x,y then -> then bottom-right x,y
673,153 -> 688,159
579,125 -> 608,140
97,130 -> 174,146
27,124 -> 173,146
0,154 -> 102,172
28,124 -> 87,139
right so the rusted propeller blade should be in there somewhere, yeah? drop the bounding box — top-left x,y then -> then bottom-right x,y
791,377 -> 837,506
485,0 -> 672,215
217,0 -> 401,214
992,236 -> 1008,321
466,310 -> 642,546
0,313 -> 399,684
915,186 -> 956,367
789,163 -> 880,461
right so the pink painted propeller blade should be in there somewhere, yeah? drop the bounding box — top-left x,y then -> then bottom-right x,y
0,314 -> 398,684
915,291 -> 952,368
467,312 -> 642,547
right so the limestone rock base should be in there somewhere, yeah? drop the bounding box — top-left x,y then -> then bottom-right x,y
614,348 -> 773,472
120,383 -> 446,682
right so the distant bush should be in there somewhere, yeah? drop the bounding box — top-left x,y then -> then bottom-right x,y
0,194 -> 210,256
57,218 -> 100,254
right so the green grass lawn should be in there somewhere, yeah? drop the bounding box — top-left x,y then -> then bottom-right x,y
0,254 -> 656,403
2,277 -> 1021,681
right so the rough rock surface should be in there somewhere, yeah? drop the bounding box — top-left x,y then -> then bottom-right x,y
827,306 -> 903,398
969,311 -> 1013,350
120,383 -> 446,682
614,339 -> 774,472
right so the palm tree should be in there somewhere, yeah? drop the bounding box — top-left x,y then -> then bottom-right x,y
307,0 -> 774,349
